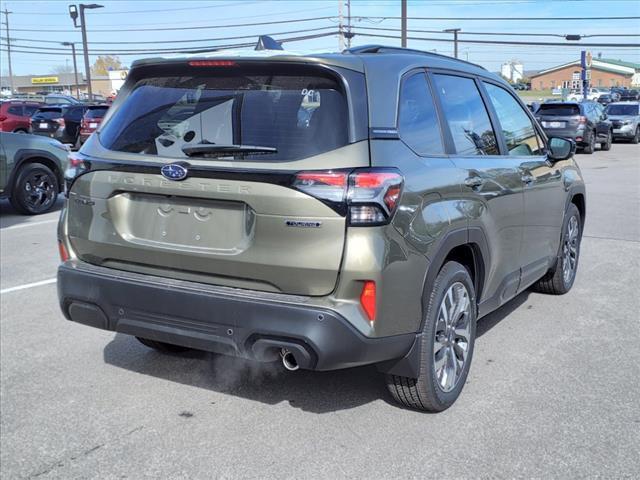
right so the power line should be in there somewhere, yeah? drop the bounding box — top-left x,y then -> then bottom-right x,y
354,15 -> 640,21
352,26 -> 640,38
0,31 -> 339,57
7,1 -> 260,15
353,32 -> 640,47
8,16 -> 336,33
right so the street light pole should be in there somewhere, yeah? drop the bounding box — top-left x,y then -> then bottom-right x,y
69,3 -> 103,100
62,42 -> 79,99
401,0 -> 407,48
444,28 -> 461,58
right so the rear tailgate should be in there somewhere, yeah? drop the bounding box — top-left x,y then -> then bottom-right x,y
536,104 -> 581,134
66,60 -> 368,296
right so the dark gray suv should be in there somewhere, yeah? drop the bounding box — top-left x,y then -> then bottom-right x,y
57,45 -> 585,411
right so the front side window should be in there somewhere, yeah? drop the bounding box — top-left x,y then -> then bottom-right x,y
99,66 -> 349,161
484,83 -> 543,156
397,72 -> 444,156
432,74 -> 499,155
7,106 -> 22,115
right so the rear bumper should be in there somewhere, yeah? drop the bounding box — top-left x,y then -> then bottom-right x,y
57,260 -> 415,371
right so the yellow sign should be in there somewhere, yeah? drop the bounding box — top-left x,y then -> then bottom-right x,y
31,77 -> 59,85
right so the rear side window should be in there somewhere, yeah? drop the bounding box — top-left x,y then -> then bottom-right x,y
398,73 -> 444,156
85,107 -> 108,119
7,105 -> 23,115
606,104 -> 639,115
432,74 -> 499,156
537,104 -> 580,116
24,105 -> 39,116
483,83 -> 543,156
99,66 -> 350,160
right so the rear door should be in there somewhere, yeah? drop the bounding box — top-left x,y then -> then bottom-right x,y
66,61 -> 368,296
431,72 -> 525,306
482,81 -> 565,288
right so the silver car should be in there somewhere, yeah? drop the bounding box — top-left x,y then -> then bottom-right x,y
605,102 -> 640,143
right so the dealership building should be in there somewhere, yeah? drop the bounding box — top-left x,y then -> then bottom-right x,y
529,58 -> 640,91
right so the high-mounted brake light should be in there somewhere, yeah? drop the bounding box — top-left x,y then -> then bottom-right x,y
188,60 -> 237,67
360,281 -> 377,322
292,168 -> 404,226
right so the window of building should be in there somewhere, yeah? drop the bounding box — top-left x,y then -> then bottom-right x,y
432,74 -> 498,156
397,72 -> 444,156
484,83 -> 542,156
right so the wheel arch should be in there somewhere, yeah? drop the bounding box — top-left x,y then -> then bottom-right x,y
377,227 -> 490,378
6,149 -> 65,197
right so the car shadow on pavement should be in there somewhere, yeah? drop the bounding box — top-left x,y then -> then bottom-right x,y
0,196 -> 64,228
102,289 -> 532,414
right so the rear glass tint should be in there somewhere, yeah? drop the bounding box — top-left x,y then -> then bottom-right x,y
85,107 -> 108,119
99,66 -> 349,160
33,109 -> 64,120
538,104 -> 580,116
605,104 -> 639,116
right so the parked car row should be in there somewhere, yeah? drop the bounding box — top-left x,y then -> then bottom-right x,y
0,99 -> 109,148
533,100 -> 640,153
566,87 -> 639,103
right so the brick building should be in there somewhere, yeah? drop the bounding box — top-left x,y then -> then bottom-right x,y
529,58 -> 640,91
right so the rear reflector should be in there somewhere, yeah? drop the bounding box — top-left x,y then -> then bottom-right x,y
360,281 -> 376,322
58,241 -> 70,262
188,60 -> 237,67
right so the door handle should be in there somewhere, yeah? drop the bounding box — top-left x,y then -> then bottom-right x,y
521,174 -> 534,185
464,176 -> 484,188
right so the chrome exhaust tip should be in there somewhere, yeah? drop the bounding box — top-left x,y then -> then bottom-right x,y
280,348 -> 299,371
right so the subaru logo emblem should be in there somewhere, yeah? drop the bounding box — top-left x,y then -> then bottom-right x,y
161,163 -> 188,181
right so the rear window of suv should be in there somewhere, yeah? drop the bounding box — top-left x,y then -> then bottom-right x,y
85,107 -> 108,119
605,104 -> 639,116
99,65 -> 350,161
33,108 -> 64,119
537,104 -> 580,116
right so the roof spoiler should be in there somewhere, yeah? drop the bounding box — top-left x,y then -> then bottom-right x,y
255,35 -> 283,51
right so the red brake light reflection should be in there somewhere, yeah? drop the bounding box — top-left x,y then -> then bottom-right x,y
295,171 -> 348,187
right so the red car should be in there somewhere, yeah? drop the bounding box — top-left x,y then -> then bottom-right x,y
78,104 -> 109,145
0,100 -> 42,133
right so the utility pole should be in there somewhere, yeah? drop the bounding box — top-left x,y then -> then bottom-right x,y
401,0 -> 407,47
2,8 -> 14,95
346,0 -> 352,48
444,28 -> 461,58
338,0 -> 344,51
69,4 -> 103,100
62,42 -> 79,99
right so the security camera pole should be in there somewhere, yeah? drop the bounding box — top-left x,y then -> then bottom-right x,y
68,3 -> 103,100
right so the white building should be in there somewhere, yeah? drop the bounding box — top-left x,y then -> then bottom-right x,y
501,61 -> 524,83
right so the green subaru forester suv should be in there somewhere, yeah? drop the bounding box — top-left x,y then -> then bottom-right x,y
57,45 -> 585,411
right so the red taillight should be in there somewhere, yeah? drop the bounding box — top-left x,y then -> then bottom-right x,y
58,241 -> 70,262
68,153 -> 84,167
55,118 -> 65,127
578,116 -> 587,124
0,115 -> 7,122
188,60 -> 237,67
292,168 -> 404,226
360,281 -> 376,322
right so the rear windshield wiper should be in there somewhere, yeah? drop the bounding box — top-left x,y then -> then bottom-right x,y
181,143 -> 277,157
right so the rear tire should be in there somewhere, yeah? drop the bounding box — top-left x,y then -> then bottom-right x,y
582,130 -> 595,154
386,261 -> 476,412
9,163 -> 59,215
136,337 -> 191,353
600,130 -> 612,151
533,203 -> 581,295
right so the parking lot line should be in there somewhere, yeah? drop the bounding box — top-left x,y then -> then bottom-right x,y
2,219 -> 58,231
1,278 -> 57,294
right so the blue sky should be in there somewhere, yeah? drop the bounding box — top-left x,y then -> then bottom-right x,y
2,0 -> 639,76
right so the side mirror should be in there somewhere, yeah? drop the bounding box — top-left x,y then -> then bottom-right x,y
547,137 -> 575,162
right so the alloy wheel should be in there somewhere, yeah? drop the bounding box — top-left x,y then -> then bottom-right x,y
562,215 -> 580,286
433,282 -> 471,393
21,171 -> 56,214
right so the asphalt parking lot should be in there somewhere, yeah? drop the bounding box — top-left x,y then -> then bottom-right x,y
1,144 -> 639,479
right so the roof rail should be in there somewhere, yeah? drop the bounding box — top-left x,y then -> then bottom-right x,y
345,44 -> 486,71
